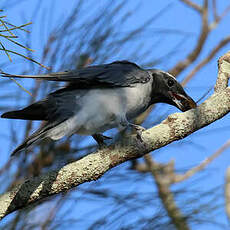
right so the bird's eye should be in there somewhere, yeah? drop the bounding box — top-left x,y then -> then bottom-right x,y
167,79 -> 174,87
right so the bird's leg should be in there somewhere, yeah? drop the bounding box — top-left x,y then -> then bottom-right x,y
129,123 -> 146,142
92,133 -> 112,148
119,117 -> 145,142
123,123 -> 145,142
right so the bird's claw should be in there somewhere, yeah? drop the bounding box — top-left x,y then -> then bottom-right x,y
92,133 -> 111,148
132,125 -> 145,142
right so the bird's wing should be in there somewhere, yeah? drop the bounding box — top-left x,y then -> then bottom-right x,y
0,61 -> 151,88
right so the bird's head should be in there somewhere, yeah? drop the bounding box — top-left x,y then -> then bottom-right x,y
148,69 -> 197,112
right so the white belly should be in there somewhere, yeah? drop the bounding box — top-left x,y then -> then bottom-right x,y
71,82 -> 152,135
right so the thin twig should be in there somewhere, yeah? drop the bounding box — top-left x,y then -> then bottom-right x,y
212,0 -> 218,22
182,35 -> 230,86
170,0 -> 209,76
1,21 -> 32,33
173,139 -> 230,183
144,155 -> 190,230
10,78 -> 32,96
0,48 -> 49,69
179,0 -> 202,12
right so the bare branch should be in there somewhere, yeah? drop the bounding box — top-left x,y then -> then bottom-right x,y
171,1 -> 230,78
212,0 -> 218,22
209,3 -> 230,30
0,10 -> 47,69
41,193 -> 67,229
179,0 -> 202,12
144,155 -> 190,230
215,51 -> 230,92
134,1 -> 230,140
220,5 -> 230,21
173,139 -> 230,183
0,51 -> 230,220
182,36 -> 230,86
170,0 -> 209,76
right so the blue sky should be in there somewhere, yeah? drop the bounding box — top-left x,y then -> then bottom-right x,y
0,0 -> 230,229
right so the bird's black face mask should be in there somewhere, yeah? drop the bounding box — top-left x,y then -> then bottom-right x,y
149,70 -> 197,112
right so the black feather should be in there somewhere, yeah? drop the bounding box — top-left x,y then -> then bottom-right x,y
11,119 -> 66,156
1,101 -> 48,120
0,61 -> 151,88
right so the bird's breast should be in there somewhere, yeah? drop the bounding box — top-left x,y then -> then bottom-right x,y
73,82 -> 152,135
123,82 -> 152,119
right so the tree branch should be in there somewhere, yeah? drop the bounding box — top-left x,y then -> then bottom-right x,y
181,36 -> 230,86
170,0 -> 209,76
144,155 -> 190,230
172,139 -> 230,183
179,0 -> 202,12
134,1 -> 230,135
171,0 -> 230,77
0,51 -> 230,220
215,51 -> 230,92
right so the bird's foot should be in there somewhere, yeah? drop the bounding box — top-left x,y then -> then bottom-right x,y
118,118 -> 145,142
131,124 -> 146,142
92,134 -> 112,148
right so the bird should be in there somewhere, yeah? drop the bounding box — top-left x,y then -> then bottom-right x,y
1,60 -> 196,155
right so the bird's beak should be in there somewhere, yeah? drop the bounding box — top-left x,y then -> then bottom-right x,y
169,92 -> 197,112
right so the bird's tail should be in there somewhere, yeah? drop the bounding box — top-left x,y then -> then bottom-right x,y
11,126 -> 48,156
10,119 -> 70,156
2,99 -> 79,155
1,100 -> 49,121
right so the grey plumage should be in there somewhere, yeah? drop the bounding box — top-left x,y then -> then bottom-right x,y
1,61 -> 196,155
